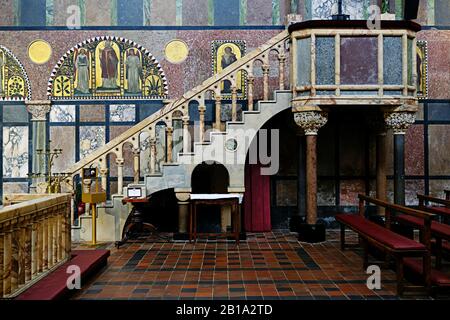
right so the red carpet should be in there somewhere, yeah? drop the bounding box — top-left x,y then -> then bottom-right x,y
15,249 -> 110,300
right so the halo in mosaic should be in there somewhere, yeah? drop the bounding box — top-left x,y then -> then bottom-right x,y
47,36 -> 169,101
0,45 -> 32,101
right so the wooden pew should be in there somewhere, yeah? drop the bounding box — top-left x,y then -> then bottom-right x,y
395,194 -> 450,269
336,194 -> 434,296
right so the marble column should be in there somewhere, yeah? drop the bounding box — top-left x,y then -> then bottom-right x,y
262,65 -> 270,101
166,127 -> 174,163
247,76 -> 255,111
26,101 -> 52,192
296,128 -> 306,220
0,232 -> 3,297
132,148 -> 140,183
294,111 -> 328,225
3,231 -> 11,296
384,111 -> 416,205
116,158 -> 124,195
182,116 -> 190,153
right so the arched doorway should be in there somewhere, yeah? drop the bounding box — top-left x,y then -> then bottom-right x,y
191,162 -> 230,233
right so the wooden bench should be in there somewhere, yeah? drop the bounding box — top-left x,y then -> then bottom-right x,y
336,194 -> 433,296
394,194 -> 450,269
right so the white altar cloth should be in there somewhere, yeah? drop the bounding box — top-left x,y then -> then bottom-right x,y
190,194 -> 244,204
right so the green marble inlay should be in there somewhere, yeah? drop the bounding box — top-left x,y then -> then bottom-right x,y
13,0 -> 20,25
272,0 -> 280,25
78,0 -> 86,26
144,0 -> 151,25
208,0 -> 214,26
46,0 -> 54,26
110,0 -> 117,26
395,0 -> 404,19
427,0 -> 435,25
290,0 -> 298,14
240,0 -> 247,25
407,38 -> 413,86
176,0 -> 182,26
304,0 -> 311,20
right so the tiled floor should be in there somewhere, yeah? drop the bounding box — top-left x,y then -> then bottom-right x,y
72,230 -> 432,300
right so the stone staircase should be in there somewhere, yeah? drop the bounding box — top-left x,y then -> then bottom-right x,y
67,31 -> 291,242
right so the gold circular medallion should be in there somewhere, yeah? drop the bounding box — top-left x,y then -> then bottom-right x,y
165,40 -> 189,64
28,40 -> 52,64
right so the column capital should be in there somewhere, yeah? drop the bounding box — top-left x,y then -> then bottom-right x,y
294,111 -> 328,136
115,158 -> 124,166
247,75 -> 255,83
262,64 -> 270,73
278,53 -> 286,62
198,105 -> 206,114
26,100 -> 52,121
384,111 -> 416,135
215,95 -> 222,102
132,147 -> 140,156
150,137 -> 157,146
99,168 -> 108,176
182,116 -> 190,125
166,127 -> 174,134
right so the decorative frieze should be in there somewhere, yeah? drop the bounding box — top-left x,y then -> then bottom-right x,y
294,111 -> 328,136
384,111 -> 416,135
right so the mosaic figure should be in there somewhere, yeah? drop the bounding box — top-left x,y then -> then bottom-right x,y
125,50 -> 142,93
99,40 -> 119,89
0,51 -> 4,94
212,40 -> 246,99
75,49 -> 90,94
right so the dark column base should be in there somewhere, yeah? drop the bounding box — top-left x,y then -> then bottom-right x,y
297,223 -> 326,243
289,215 -> 305,232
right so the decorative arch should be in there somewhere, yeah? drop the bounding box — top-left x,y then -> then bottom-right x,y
47,36 -> 168,101
0,45 -> 31,101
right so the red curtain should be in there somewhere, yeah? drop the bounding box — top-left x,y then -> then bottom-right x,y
244,163 -> 271,232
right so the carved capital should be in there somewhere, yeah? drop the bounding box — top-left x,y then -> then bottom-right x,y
26,100 -> 51,121
384,112 -> 416,135
115,158 -> 124,166
99,168 -> 108,176
262,65 -> 270,74
182,116 -> 190,126
132,148 -> 140,156
198,105 -> 206,114
166,127 -> 174,134
247,76 -> 255,84
294,111 -> 328,136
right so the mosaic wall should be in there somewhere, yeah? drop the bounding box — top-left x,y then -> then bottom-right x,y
0,1 -> 448,27
0,1 -> 448,228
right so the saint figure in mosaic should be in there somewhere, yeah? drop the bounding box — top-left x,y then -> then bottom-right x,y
99,40 -> 119,89
126,50 -> 142,93
75,49 -> 90,94
221,46 -> 237,93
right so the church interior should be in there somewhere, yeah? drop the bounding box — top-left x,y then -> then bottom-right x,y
0,0 -> 449,303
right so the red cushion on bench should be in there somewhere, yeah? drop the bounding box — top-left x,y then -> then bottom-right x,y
404,257 -> 450,287
396,215 -> 450,239
336,214 -> 426,251
429,206 -> 450,217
